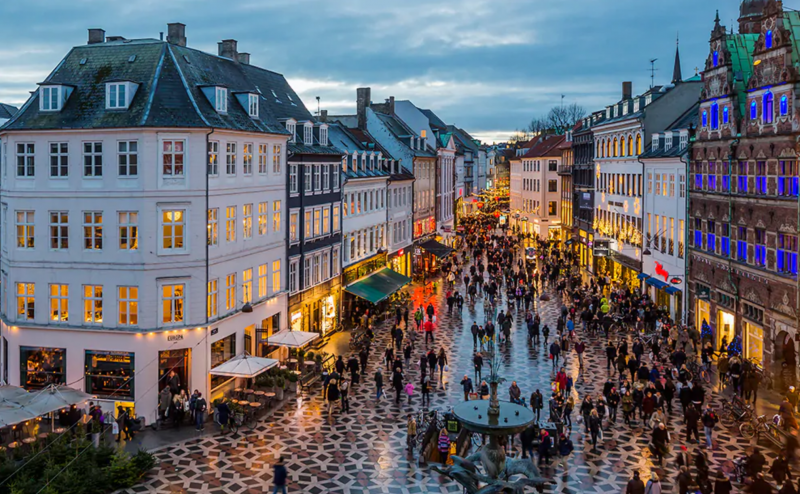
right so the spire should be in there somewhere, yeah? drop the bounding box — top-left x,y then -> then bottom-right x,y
672,34 -> 683,84
714,9 -> 721,30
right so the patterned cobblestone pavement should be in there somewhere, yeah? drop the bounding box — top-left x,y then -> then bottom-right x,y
122,271 -> 770,493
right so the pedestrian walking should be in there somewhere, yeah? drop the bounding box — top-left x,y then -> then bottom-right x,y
374,368 -> 384,401
407,414 -> 417,454
272,456 -> 288,494
474,352 -> 484,382
460,375 -> 474,401
626,471 -> 645,494
702,404 -> 719,449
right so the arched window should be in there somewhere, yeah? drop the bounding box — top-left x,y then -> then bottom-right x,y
723,106 -> 730,124
781,95 -> 789,116
751,100 -> 758,120
711,103 -> 719,130
628,136 -> 634,156
763,92 -> 774,123
613,137 -> 618,157
606,139 -> 611,158
636,134 -> 642,154
713,51 -> 719,67
766,30 -> 773,50
702,110 -> 709,128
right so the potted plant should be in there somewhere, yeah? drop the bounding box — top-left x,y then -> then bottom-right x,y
90,419 -> 102,448
275,376 -> 285,401
287,372 -> 298,393
314,354 -> 323,373
297,349 -> 305,370
264,376 -> 276,395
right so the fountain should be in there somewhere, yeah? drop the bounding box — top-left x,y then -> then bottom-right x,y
433,336 -> 553,493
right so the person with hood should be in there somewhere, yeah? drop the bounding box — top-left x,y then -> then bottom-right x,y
626,471 -> 645,494
537,428 -> 552,465
645,473 -> 662,494
159,385 -> 172,427
520,423 -> 537,459
714,471 -> 733,494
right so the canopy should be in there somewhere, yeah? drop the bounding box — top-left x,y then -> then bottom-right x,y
0,384 -> 92,428
0,385 -> 30,403
664,286 -> 681,295
637,273 -> 651,280
267,330 -> 320,349
209,353 -> 279,378
645,278 -> 668,290
418,239 -> 454,259
344,267 -> 411,304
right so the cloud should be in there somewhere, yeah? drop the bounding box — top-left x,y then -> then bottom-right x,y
0,0 -> 740,141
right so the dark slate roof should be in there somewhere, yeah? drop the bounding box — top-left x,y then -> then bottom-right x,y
375,112 -> 435,158
639,103 -> 698,159
0,103 -> 18,120
327,123 -> 391,179
420,108 -> 447,130
4,39 -> 295,136
448,126 -> 479,154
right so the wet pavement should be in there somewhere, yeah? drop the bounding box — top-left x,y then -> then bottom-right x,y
119,248 -> 778,493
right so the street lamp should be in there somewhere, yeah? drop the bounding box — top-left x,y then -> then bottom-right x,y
642,228 -> 668,256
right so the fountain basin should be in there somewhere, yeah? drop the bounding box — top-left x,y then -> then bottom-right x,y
452,400 -> 534,435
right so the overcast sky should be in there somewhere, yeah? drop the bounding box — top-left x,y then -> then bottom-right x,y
1,0 -> 749,142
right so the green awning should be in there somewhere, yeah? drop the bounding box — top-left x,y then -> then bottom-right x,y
419,239 -> 454,259
344,268 -> 411,304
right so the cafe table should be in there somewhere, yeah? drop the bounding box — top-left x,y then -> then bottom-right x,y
264,392 -> 276,409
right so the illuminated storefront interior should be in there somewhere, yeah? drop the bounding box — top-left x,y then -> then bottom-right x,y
717,310 -> 735,351
21,346 -> 66,390
745,322 -> 764,365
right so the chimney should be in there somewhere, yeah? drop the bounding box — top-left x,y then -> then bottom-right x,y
218,39 -> 238,60
166,23 -> 186,47
320,110 -> 328,123
389,96 -> 395,115
356,87 -> 371,130
88,28 -> 105,45
106,36 -> 126,42
622,81 -> 632,101
237,53 -> 250,65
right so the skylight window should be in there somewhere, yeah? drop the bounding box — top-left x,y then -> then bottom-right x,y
287,93 -> 296,106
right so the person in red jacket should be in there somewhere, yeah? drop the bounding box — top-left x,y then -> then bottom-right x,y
424,318 -> 434,346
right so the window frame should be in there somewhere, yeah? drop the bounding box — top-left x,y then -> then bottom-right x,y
161,283 -> 185,325
39,86 -> 62,112
82,284 -> 103,325
82,142 -> 103,178
16,143 -> 35,178
49,211 -> 68,250
160,208 -> 187,254
117,140 -> 138,177
49,142 -> 69,178
82,211 -> 103,251
49,284 -> 69,323
118,211 -> 138,251
162,139 -> 185,177
118,286 -> 139,326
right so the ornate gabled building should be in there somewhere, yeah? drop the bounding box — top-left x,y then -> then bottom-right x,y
689,1 -> 800,371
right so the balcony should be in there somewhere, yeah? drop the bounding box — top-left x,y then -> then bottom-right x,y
557,164 -> 572,176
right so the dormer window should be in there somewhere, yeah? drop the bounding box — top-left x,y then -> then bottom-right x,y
319,125 -> 329,146
645,95 -> 653,105
680,133 -> 688,149
286,120 -> 296,143
215,87 -> 227,113
303,122 -> 313,146
106,82 -> 137,110
633,99 -> 640,113
40,85 -> 66,112
652,134 -> 660,151
247,93 -> 259,118
352,153 -> 358,172
665,133 -> 673,149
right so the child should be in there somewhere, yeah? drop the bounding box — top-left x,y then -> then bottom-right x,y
405,382 -> 414,404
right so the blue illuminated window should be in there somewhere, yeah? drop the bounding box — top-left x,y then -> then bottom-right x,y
723,106 -> 729,124
764,92 -> 774,123
721,225 -> 730,257
755,229 -> 766,267
713,51 -> 719,67
702,110 -> 708,127
751,101 -> 758,120
722,174 -> 730,192
737,227 -> 748,262
711,104 -> 719,130
781,95 -> 789,116
707,221 -> 716,253
778,233 -> 798,275
766,30 -> 773,49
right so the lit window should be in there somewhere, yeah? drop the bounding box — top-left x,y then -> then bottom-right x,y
313,208 -> 321,236
118,141 -> 138,177
16,143 -> 35,178
226,206 -> 236,242
208,208 -> 218,246
162,140 -> 184,176
258,144 -> 268,174
332,247 -> 340,277
304,210 -> 312,239
243,204 -> 253,239
332,204 -> 340,232
766,30 -> 773,50
161,210 -> 185,251
272,200 -> 281,232
119,286 -> 139,326
781,95 -> 789,116
322,207 -> 330,235
713,51 -> 719,67
107,83 -> 128,109
243,143 -> 253,175
778,234 -> 799,275
273,144 -> 282,174
83,285 -> 103,324
208,141 -> 219,176
118,211 -> 138,250
207,280 -> 218,318
702,110 -> 708,128
763,92 -> 774,123
723,106 -> 729,124
258,202 -> 268,235
49,284 -> 69,323
751,100 -> 758,120
258,264 -> 267,298
83,212 -> 103,250
710,103 -> 719,130
40,86 -> 62,111
225,273 -> 236,312
272,260 -> 281,294
162,284 -> 184,324
290,211 -> 299,243
83,142 -> 103,177
248,93 -> 259,117
242,268 -> 252,304
16,283 -> 35,321
50,142 -> 69,178
215,87 -> 227,113
49,211 -> 68,250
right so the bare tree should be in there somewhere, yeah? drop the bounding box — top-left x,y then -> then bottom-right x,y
525,117 -> 550,136
508,129 -> 533,144
546,103 -> 586,134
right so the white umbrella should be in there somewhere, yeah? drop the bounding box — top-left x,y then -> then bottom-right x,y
0,404 -> 36,428
209,353 -> 279,378
267,330 -> 319,348
0,385 -> 29,403
18,385 -> 93,417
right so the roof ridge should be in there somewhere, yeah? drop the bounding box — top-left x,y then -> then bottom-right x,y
140,44 -> 167,126
165,44 -> 210,127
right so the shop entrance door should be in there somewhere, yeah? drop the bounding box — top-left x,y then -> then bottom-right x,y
717,310 -> 735,352
158,349 -> 190,395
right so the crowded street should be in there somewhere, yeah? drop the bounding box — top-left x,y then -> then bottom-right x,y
118,214 -> 780,494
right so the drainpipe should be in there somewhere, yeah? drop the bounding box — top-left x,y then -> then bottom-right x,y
728,139 -> 740,348
205,128 -> 215,393
679,151 -> 689,326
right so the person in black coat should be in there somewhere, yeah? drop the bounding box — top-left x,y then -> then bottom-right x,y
531,389 -> 544,422
520,424 -> 537,459
625,471 -> 645,494
714,471 -> 732,494
677,466 -> 693,494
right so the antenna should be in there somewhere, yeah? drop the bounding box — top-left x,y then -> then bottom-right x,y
649,59 -> 659,88
316,96 -> 320,117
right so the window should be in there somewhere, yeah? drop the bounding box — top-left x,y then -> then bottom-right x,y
755,229 -> 766,267
242,143 -> 253,175
304,166 -> 312,192
332,247 -> 340,277
304,123 -> 313,145
257,202 -> 268,235
679,220 -> 685,258
83,285 -> 103,324
83,212 -> 102,250
313,208 -> 321,236
50,211 -> 69,250
258,264 -> 267,298
16,283 -> 35,321
84,350 -> 134,399
118,212 -> 138,250
779,160 -> 800,196
323,165 -> 330,190
707,220 -> 716,254
83,142 -> 103,177
117,141 -> 138,177
225,273 -> 236,312
119,286 -> 138,325
322,207 -> 330,235
303,258 -> 311,289
313,165 -> 321,191
332,204 -> 340,232
737,162 -> 748,193
751,100 -> 758,120
289,165 -> 298,194
162,140 -> 184,176
226,206 -> 236,242
713,51 -> 719,67
107,83 -> 128,109
647,173 -> 653,194
702,110 -> 708,128
287,121 -> 296,142
304,210 -> 312,239
290,211 -> 299,243
49,142 -> 68,178
215,87 -> 227,113
248,94 -> 259,117
162,284 -> 184,324
548,160 -> 557,172
40,86 -> 61,111
289,259 -> 299,293
766,30 -> 773,49
721,223 -> 730,257
226,142 -> 237,175
272,260 -> 281,294
242,268 -> 252,304
161,210 -> 185,251
737,227 -> 748,262
207,280 -> 218,318
548,180 -> 557,192
763,92 -> 774,123
242,204 -> 253,239
656,174 -> 663,195
320,126 -> 328,146
755,161 -> 767,194
332,163 -> 340,189
694,218 -> 703,248
723,106 -> 729,124
272,144 -> 282,174
708,162 -> 717,191
711,104 -> 719,130
210,333 -> 237,389
272,200 -> 281,232
208,141 -> 219,176
548,201 -> 557,216
778,234 -> 799,275
256,144 -> 268,174
16,143 -> 35,177
49,284 -> 69,323
207,208 -> 218,246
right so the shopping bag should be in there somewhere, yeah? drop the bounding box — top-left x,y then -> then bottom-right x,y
112,422 -> 120,435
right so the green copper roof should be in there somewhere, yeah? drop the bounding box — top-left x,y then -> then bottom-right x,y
783,11 -> 800,65
726,33 -> 757,117
344,268 -> 411,304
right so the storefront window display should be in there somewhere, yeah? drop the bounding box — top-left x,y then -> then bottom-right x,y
158,349 -> 190,395
210,333 -> 236,390
717,310 -> 735,351
290,310 -> 302,332
256,314 -> 281,358
84,350 -> 134,399
745,322 -> 764,365
321,294 -> 336,335
21,347 -> 66,390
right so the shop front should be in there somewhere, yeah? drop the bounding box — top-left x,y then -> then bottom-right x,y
341,253 -> 389,325
413,237 -> 451,280
717,309 -> 736,352
744,321 -> 765,366
577,230 -> 594,273
388,247 -> 412,278
288,277 -> 340,337
596,254 -> 641,291
343,267 -> 412,326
